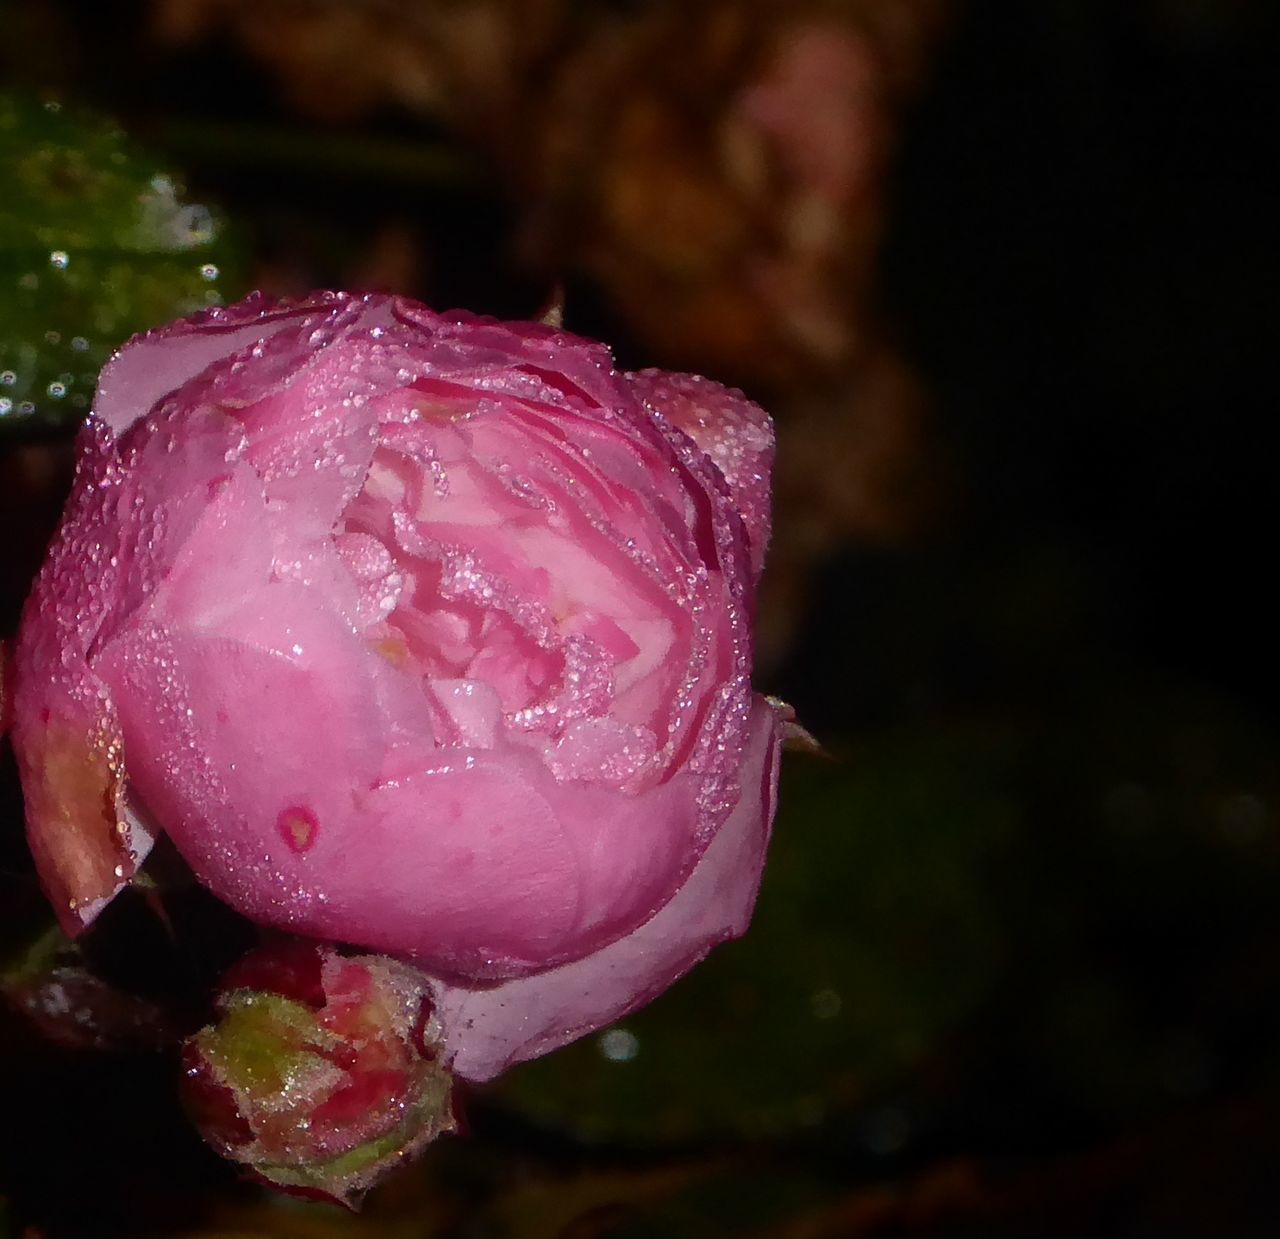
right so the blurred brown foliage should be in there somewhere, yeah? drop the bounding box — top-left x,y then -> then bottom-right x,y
145,0 -> 954,658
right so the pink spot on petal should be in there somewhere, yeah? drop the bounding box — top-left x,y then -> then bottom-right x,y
206,473 -> 232,501
277,805 -> 319,853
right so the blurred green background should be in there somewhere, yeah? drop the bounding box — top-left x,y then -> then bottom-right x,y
3,1 -> 1280,1235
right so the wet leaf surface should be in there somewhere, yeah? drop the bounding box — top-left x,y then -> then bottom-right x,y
496,735 -> 1015,1143
0,94 -> 240,437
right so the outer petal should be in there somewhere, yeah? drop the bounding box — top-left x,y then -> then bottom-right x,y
431,695 -> 782,1081
13,294 -> 394,931
93,579 -> 423,935
11,422 -> 156,931
389,300 -> 624,415
628,370 -> 775,583
321,754 -> 703,978
92,292 -> 357,434
13,686 -> 134,931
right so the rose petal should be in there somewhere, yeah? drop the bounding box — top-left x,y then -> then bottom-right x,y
431,695 -> 781,1080
282,743 -> 702,981
92,581 -> 424,936
93,292 -> 349,434
12,422 -> 156,930
627,370 -> 774,583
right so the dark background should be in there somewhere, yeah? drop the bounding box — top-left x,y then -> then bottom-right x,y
3,1 -> 1280,1235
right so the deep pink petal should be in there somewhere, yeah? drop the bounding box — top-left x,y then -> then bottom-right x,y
627,370 -> 774,582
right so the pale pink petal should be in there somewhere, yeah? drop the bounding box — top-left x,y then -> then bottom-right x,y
314,754 -> 584,976
306,748 -> 703,980
544,716 -> 657,787
424,678 -> 502,748
131,462 -> 275,634
92,582 -> 421,935
235,340 -> 382,530
432,695 -> 781,1080
93,292 -> 350,434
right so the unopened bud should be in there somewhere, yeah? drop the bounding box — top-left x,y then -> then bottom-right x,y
181,940 -> 454,1206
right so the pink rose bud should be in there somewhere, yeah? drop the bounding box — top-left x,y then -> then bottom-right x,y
181,940 -> 454,1205
12,292 -> 782,1082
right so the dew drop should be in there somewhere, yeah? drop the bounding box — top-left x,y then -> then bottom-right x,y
177,204 -> 215,244
598,1028 -> 640,1062
49,250 -> 69,270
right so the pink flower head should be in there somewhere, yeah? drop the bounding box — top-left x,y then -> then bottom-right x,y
12,293 -> 781,1080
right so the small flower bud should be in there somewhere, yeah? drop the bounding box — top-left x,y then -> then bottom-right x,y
181,940 -> 454,1206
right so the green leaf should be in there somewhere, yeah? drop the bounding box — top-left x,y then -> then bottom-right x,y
0,94 -> 241,436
